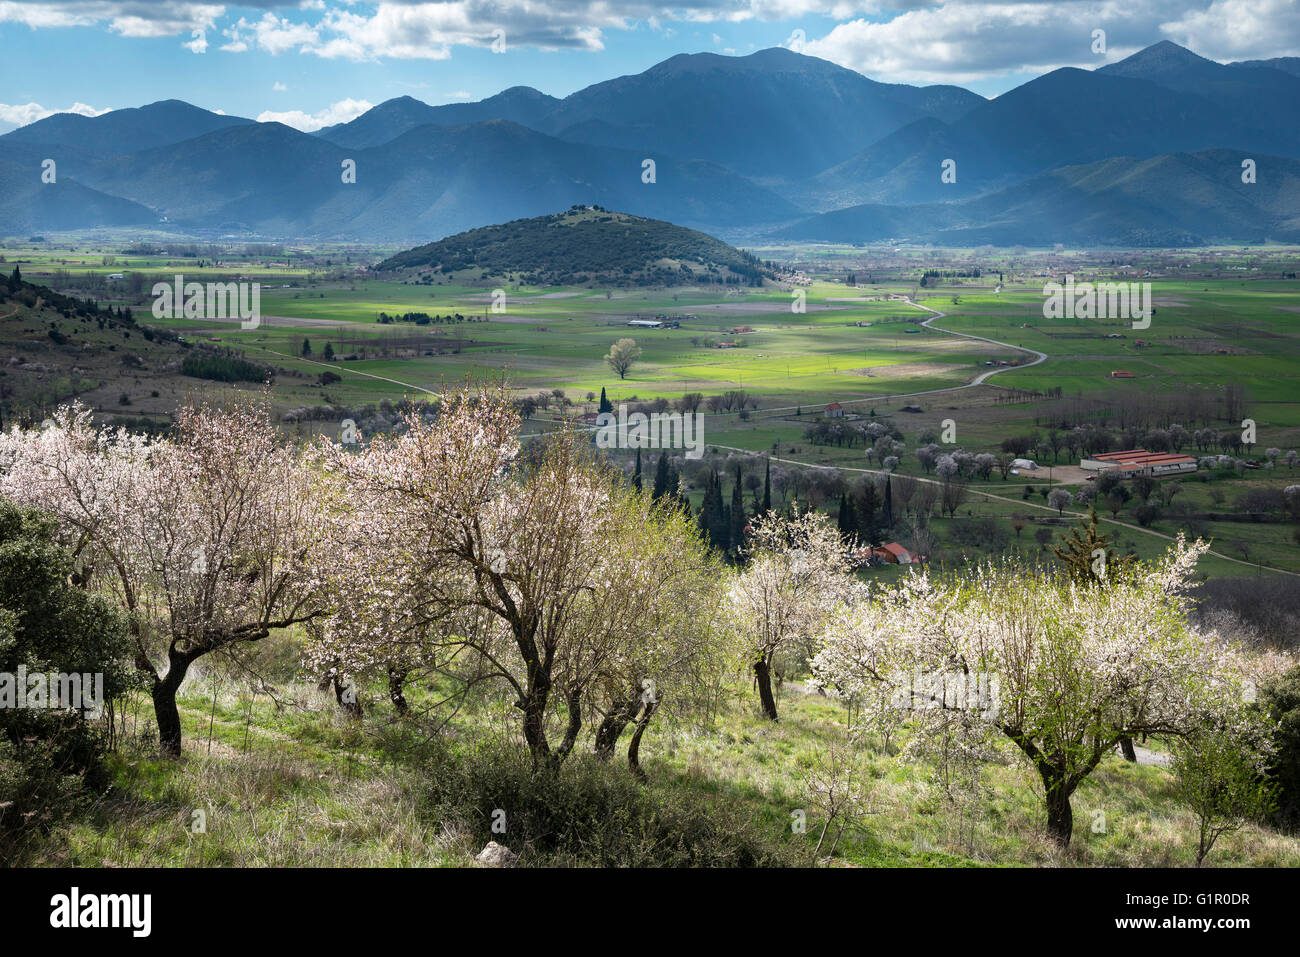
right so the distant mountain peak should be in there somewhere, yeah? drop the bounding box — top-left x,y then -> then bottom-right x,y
1100,39 -> 1218,77
645,46 -> 842,77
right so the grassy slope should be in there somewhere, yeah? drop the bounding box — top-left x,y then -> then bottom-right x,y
26,668 -> 1300,868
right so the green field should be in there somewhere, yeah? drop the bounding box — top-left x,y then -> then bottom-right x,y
4,240 -> 1299,576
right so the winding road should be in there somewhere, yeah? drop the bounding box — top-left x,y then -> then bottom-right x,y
747,299 -> 1047,417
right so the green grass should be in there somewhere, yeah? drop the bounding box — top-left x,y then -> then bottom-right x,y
20,667 -> 1300,868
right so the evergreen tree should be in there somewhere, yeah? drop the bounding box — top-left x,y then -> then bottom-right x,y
857,480 -> 880,547
1050,507 -> 1135,585
598,387 -> 613,414
696,470 -> 729,553
323,342 -> 335,361
761,458 -> 771,514
837,492 -> 857,540
882,474 -> 894,527
728,467 -> 747,553
301,338 -> 312,357
633,449 -> 642,493
651,451 -> 669,500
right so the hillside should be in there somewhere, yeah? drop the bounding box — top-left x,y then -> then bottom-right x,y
376,207 -> 775,286
0,270 -> 279,428
778,149 -> 1300,245
532,47 -> 984,180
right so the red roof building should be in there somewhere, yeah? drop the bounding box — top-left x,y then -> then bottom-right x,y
1080,449 -> 1197,476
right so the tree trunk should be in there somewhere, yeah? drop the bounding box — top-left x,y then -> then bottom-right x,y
552,687 -> 584,766
1119,736 -> 1137,762
152,645 -> 197,758
387,666 -> 409,716
333,675 -> 362,719
1044,776 -> 1074,847
754,658 -> 778,721
519,681 -> 552,769
594,697 -> 638,760
627,698 -> 658,780
153,680 -> 184,758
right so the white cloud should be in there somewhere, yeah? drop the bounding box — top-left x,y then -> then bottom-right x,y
0,100 -> 112,131
273,81 -> 287,91
2,1 -> 1299,83
802,2 -> 1185,85
183,26 -> 207,52
256,97 -> 373,131
444,90 -> 473,99
1160,0 -> 1300,60
0,2 -> 224,36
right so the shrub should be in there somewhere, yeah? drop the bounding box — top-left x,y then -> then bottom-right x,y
0,499 -> 136,859
416,739 -> 801,867
1259,664 -> 1300,832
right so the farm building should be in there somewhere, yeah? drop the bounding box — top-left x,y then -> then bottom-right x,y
872,543 -> 915,564
825,402 -> 845,418
1080,449 -> 1198,476
729,325 -> 755,334
1110,369 -> 1136,378
1011,458 -> 1039,470
627,319 -> 664,328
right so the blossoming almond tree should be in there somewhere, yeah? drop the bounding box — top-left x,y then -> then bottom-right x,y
311,387 -> 723,769
813,537 -> 1258,846
1,400 -> 327,756
727,508 -> 852,721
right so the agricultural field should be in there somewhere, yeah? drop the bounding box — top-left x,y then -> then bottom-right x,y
5,240 -> 1299,579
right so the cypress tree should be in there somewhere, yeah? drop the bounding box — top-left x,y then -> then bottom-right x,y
697,471 -> 728,553
761,458 -> 771,513
837,492 -> 857,540
633,449 -> 642,492
598,387 -> 613,414
882,474 -> 894,527
729,467 -> 747,552
651,451 -> 669,500
857,480 -> 880,547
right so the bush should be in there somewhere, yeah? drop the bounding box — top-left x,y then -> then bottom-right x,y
1259,664 -> 1300,832
0,499 -> 136,859
416,739 -> 801,867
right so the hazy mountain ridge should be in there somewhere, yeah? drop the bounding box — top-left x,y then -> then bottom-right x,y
777,149 -> 1300,245
1,41 -> 1298,244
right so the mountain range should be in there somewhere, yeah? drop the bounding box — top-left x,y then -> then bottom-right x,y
2,41 -> 1298,246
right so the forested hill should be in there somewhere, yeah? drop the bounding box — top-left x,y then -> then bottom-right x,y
375,207 -> 775,287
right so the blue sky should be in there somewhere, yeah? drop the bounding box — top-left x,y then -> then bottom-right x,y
2,1 -> 1297,132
